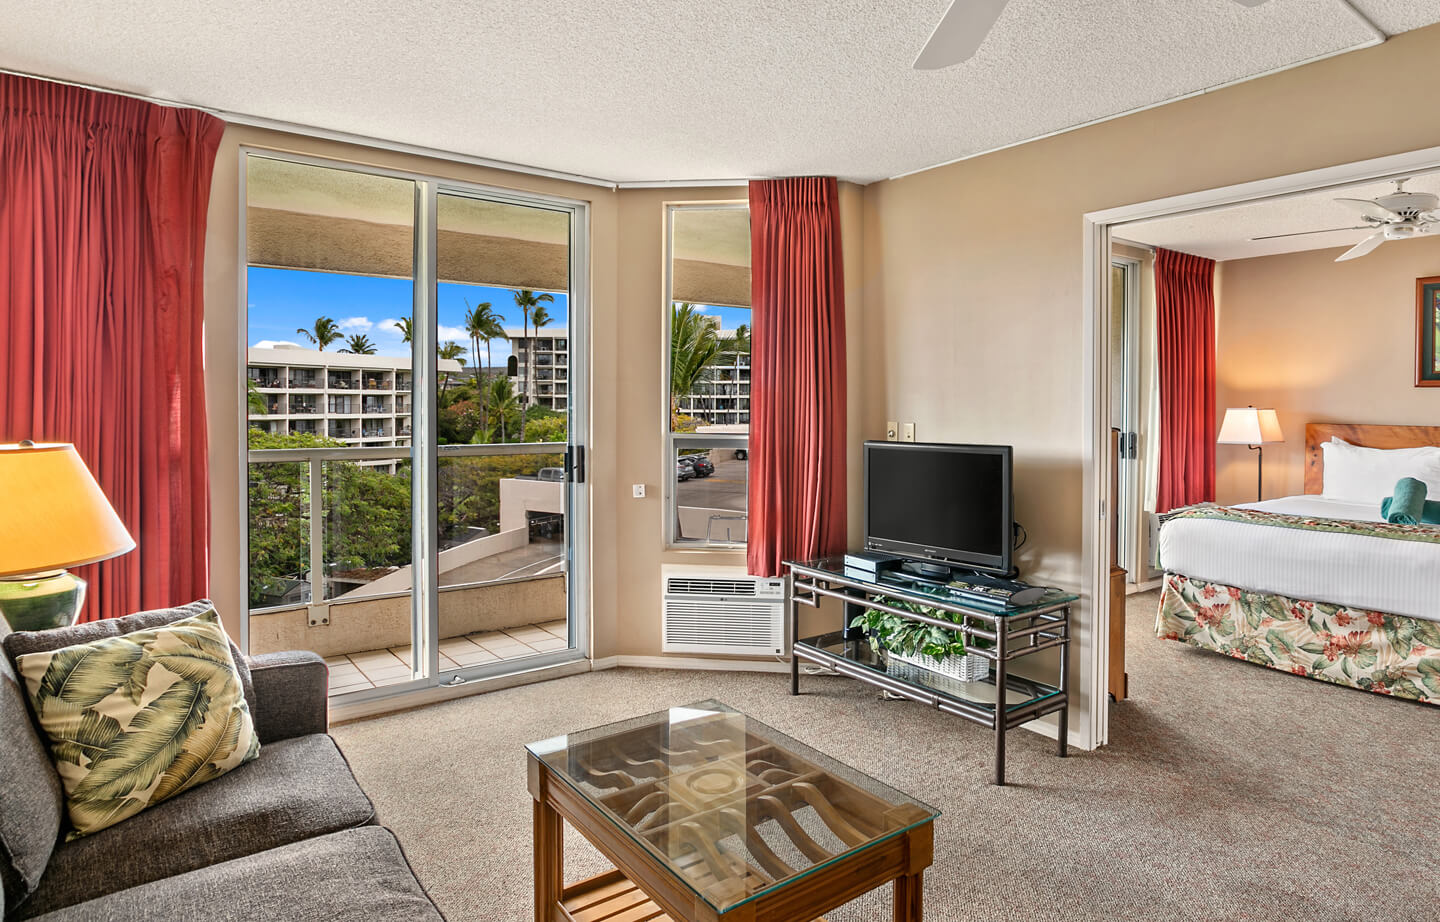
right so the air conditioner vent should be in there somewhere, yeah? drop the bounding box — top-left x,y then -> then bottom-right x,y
665,577 -> 756,597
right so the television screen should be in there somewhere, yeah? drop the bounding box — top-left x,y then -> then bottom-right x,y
864,442 -> 1012,574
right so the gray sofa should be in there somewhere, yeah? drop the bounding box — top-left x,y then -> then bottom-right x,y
0,601 -> 444,921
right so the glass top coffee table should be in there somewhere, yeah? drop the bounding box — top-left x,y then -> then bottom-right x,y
526,700 -> 939,921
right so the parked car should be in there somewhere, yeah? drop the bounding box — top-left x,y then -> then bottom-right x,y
679,454 -> 714,477
676,460 -> 695,482
734,448 -> 748,460
537,467 -> 566,482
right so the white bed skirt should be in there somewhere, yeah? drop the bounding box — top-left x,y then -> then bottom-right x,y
1158,495 -> 1440,624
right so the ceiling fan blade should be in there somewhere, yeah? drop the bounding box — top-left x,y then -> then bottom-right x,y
1335,231 -> 1386,262
1251,225 -> 1373,241
914,0 -> 1011,70
1334,197 -> 1398,222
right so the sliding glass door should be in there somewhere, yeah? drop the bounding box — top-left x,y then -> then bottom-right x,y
242,152 -> 587,700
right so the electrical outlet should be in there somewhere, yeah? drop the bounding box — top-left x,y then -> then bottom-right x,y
632,484 -> 646,498
886,421 -> 898,441
901,422 -> 916,442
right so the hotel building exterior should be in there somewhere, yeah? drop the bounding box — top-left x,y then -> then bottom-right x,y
246,344 -> 463,451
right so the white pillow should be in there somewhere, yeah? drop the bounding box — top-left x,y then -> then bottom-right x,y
1321,438 -> 1440,504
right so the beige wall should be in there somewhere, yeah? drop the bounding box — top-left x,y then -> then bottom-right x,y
859,23 -> 1440,738
1215,235 -> 1440,505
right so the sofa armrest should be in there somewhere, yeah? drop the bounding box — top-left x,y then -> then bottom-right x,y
248,650 -> 329,743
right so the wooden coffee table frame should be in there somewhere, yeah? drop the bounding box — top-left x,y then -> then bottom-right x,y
529,752 -> 934,922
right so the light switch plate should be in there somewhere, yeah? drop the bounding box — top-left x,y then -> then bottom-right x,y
632,484 -> 646,498
886,421 -> 898,441
901,422 -> 916,442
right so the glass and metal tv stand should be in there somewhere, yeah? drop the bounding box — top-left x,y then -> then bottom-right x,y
785,556 -> 1076,786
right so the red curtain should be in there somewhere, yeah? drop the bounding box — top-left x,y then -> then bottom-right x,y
1155,247 -> 1216,512
747,177 -> 847,577
0,74 -> 224,621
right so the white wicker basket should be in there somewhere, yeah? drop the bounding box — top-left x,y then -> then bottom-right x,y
888,648 -> 990,683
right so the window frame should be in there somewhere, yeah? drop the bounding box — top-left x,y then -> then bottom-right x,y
662,201 -> 751,550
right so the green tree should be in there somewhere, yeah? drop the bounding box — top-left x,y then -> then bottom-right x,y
438,341 -> 466,397
247,379 -> 268,415
393,316 -> 413,343
483,375 -> 520,443
671,302 -> 721,427
512,289 -> 554,442
340,333 -> 376,354
296,316 -> 342,351
464,300 -> 506,438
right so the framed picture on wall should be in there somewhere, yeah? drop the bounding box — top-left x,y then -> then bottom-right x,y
1418,276 -> 1440,387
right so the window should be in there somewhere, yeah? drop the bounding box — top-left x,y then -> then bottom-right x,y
666,204 -> 751,547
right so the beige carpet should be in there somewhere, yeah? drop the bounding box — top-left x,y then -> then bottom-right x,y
332,590 -> 1439,921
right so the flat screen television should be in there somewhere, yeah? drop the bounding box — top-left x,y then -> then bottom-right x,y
864,441 -> 1013,576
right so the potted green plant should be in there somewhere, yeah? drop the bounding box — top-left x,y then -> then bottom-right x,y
850,597 -> 991,682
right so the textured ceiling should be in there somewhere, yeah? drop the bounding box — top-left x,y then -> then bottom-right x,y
1118,169 -> 1440,260
3,1 -> 1438,184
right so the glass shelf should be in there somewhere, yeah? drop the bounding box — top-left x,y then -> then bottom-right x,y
795,631 -> 1062,713
788,556 -> 1078,618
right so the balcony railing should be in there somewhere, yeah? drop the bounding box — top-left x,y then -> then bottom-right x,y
245,443 -> 568,635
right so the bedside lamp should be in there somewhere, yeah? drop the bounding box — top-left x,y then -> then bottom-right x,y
0,442 -> 135,631
1217,408 -> 1284,503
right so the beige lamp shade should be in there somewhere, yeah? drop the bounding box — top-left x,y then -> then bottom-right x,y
1217,408 -> 1284,445
0,443 -> 135,578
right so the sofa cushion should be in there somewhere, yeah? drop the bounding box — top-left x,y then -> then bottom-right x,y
0,653 -> 64,915
3,600 -> 254,712
14,734 -> 376,918
14,608 -> 261,839
25,826 -> 444,922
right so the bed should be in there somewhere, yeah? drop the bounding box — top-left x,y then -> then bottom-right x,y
1155,423 -> 1440,706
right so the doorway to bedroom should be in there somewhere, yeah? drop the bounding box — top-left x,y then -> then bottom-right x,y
1085,148 -> 1440,740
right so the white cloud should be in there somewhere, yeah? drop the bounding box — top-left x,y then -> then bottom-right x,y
375,318 -> 406,338
337,316 -> 373,332
437,325 -> 469,343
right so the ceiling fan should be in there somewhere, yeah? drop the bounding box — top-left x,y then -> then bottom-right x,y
914,0 -> 1271,71
1250,179 -> 1440,261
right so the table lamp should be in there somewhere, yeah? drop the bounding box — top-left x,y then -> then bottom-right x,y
1217,407 -> 1284,503
0,442 -> 135,631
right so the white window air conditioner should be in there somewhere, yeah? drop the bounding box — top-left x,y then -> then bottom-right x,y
661,565 -> 786,656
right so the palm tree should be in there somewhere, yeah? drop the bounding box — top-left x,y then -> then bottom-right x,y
512,289 -> 554,441
393,316 -> 413,344
463,300 -> 509,436
671,302 -> 722,425
438,341 -> 466,396
339,333 -> 377,355
730,323 -> 750,357
483,376 -> 519,443
296,316 -> 342,351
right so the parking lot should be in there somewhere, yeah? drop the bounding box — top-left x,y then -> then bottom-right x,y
677,453 -> 747,512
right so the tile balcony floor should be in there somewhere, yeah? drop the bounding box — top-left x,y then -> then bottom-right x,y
323,620 -> 569,694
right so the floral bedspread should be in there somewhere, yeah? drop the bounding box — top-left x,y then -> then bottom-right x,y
1163,504 -> 1440,545
1156,573 -> 1440,706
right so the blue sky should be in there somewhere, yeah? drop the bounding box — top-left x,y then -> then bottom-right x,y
248,267 -> 750,364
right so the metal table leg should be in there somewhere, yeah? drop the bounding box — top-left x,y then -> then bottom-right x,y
993,622 -> 1007,786
790,595 -> 800,696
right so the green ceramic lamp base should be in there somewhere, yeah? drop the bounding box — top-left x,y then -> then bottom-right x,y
0,571 -> 86,632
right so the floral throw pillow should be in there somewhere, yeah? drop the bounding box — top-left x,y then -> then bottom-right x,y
14,608 -> 260,838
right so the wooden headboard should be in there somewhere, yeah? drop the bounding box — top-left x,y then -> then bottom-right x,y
1304,423 -> 1440,494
